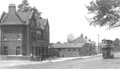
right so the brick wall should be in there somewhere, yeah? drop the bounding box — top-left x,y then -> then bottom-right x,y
0,25 -> 27,55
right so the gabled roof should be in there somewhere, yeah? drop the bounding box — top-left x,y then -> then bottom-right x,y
0,11 -> 32,25
4,13 -> 22,23
0,4 -> 33,25
1,13 -> 8,23
72,36 -> 95,44
36,17 -> 48,30
0,4 -> 49,30
72,36 -> 86,43
17,11 -> 32,24
0,12 -> 7,22
52,43 -> 84,48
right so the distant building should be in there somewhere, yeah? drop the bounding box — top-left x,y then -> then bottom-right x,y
52,35 -> 96,57
72,35 -> 85,43
72,35 -> 95,45
52,43 -> 84,57
0,4 -> 49,59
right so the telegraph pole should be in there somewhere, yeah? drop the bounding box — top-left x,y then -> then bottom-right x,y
97,34 -> 100,54
98,34 -> 99,46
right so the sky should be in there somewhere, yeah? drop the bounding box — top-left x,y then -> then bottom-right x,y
0,0 -> 120,44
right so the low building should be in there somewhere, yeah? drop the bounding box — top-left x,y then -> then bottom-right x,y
52,35 -> 97,57
52,43 -> 84,57
52,43 -> 96,57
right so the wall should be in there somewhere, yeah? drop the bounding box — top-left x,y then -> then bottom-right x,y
22,26 -> 27,55
54,46 -> 97,57
0,27 -> 1,54
0,25 -> 27,55
58,48 -> 80,57
2,41 -> 22,55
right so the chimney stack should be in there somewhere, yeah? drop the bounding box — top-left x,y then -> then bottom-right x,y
9,4 -> 16,14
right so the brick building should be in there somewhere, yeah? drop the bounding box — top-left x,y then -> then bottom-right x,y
52,35 -> 96,57
0,4 -> 49,59
52,43 -> 84,57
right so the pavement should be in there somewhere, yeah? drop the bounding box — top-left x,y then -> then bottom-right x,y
51,54 -> 102,62
0,54 -> 102,67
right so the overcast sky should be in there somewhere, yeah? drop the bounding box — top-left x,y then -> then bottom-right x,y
0,0 -> 120,44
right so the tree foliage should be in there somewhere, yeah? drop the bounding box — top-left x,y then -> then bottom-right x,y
56,41 -> 61,44
86,0 -> 120,29
67,33 -> 75,43
113,38 -> 120,46
18,0 -> 42,17
85,36 -> 87,39
32,7 -> 42,17
18,0 -> 31,12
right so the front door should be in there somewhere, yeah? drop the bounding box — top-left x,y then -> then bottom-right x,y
3,46 -> 8,55
16,46 -> 21,55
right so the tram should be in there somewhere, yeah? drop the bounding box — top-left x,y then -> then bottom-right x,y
101,39 -> 114,59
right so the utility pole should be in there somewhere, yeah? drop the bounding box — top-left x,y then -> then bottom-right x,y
48,46 -> 51,62
97,34 -> 100,54
98,34 -> 99,46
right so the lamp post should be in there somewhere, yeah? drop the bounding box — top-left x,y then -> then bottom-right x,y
48,46 -> 51,62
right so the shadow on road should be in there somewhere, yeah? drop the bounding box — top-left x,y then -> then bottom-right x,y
113,57 -> 120,59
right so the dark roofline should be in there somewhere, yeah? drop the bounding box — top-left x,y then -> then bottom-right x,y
29,10 -> 34,19
72,36 -> 80,42
0,12 -> 5,23
15,12 -> 26,23
72,36 -> 85,43
52,47 -> 83,49
52,43 -> 84,48
2,13 -> 9,23
0,22 -> 27,25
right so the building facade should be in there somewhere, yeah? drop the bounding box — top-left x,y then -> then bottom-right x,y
0,4 -> 49,59
52,35 -> 96,57
52,43 -> 84,57
52,43 -> 96,57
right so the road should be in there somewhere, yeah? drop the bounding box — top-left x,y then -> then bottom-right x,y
1,52 -> 120,69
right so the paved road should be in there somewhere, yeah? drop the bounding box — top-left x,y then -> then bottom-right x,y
2,52 -> 120,69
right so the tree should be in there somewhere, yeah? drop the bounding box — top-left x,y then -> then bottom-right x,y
67,33 -> 75,43
31,7 -> 42,17
56,41 -> 61,44
113,38 -> 120,46
86,0 -> 120,29
18,0 -> 31,12
88,39 -> 91,42
18,0 -> 42,17
85,36 -> 87,39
